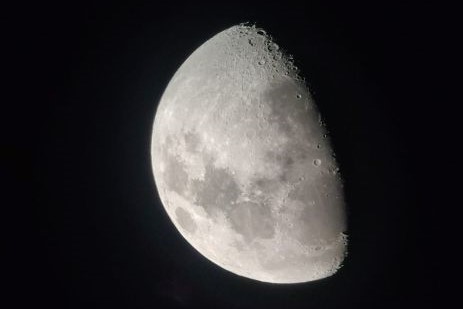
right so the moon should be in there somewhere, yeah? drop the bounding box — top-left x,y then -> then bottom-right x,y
151,24 -> 348,284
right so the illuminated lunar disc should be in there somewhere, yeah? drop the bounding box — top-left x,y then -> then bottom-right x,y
151,24 -> 348,283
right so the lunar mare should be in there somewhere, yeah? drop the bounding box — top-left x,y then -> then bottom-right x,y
151,24 -> 347,283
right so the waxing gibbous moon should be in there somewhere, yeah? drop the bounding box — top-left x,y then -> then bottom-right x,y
151,24 -> 348,284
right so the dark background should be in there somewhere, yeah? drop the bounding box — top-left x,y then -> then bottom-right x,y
5,1 -> 453,308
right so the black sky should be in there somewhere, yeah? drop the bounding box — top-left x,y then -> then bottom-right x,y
5,1 -> 453,308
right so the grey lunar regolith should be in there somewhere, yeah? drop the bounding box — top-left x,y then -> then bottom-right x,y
151,24 -> 348,283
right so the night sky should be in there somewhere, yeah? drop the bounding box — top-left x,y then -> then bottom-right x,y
5,1 -> 452,308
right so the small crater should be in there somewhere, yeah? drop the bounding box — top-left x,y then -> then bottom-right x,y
268,43 -> 279,51
273,53 -> 282,60
313,159 -> 322,166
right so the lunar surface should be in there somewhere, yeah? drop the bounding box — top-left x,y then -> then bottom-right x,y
151,24 -> 348,283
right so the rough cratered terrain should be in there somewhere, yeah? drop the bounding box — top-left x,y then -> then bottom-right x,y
151,24 -> 348,283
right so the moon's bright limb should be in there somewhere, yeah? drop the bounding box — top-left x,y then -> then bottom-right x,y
151,24 -> 348,284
